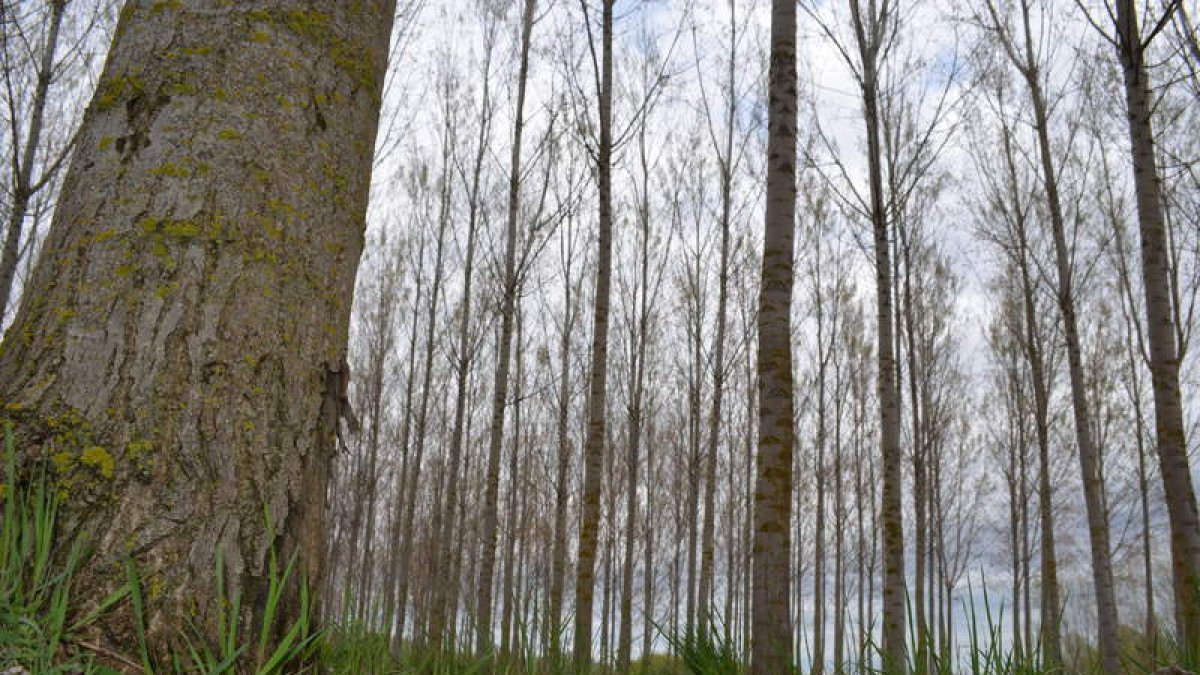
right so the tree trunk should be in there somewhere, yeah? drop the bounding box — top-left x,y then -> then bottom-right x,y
429,31 -> 493,649
1020,38 -> 1121,670
618,117 -> 653,673
477,0 -> 536,654
1115,0 -> 1200,650
395,128 -> 455,649
547,221 -> 578,661
0,0 -> 393,654
849,0 -> 907,663
0,0 -> 66,322
573,0 -> 614,668
383,240 -> 425,639
699,0 -> 738,642
812,247 -> 828,675
751,2 -> 797,673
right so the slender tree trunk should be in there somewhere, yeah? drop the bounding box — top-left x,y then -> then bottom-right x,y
355,273 -> 394,624
384,241 -> 425,639
548,232 -> 578,660
395,131 -> 454,649
751,2 -> 797,672
901,226 -> 926,675
813,257 -> 828,675
1115,0 -> 1200,650
0,0 -> 393,653
849,0 -> 907,662
642,415 -> 657,664
1130,333 -> 1158,659
500,307 -> 525,658
0,0 -> 66,321
833,363 -> 846,674
618,121 -> 653,673
478,0 -> 536,654
1022,49 -> 1121,673
699,0 -> 739,642
573,2 -> 614,666
686,292 -> 702,641
1001,112 -> 1063,669
430,35 -> 493,648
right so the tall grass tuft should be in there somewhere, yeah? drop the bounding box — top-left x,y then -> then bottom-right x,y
0,423 -> 131,674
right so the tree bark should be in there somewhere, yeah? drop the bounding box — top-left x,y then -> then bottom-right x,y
751,1 -> 797,673
1115,0 -> 1200,650
0,0 -> 393,654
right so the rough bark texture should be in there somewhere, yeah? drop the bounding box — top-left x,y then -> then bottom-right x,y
751,1 -> 796,672
0,0 -> 393,653
1115,0 -> 1200,652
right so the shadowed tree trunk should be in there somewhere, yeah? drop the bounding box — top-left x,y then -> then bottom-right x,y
0,0 -> 394,654
751,1 -> 797,672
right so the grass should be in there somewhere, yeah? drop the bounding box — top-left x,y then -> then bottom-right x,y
0,424 -> 130,674
0,424 -> 315,674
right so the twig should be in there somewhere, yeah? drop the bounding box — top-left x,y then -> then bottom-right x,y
74,639 -> 145,673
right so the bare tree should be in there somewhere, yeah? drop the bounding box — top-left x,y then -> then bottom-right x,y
751,1 -> 798,672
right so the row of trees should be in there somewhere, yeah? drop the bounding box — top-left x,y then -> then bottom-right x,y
0,0 -> 1198,672
321,0 -> 1199,671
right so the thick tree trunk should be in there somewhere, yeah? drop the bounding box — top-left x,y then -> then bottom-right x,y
0,0 -> 393,653
751,1 -> 797,673
1115,0 -> 1200,651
